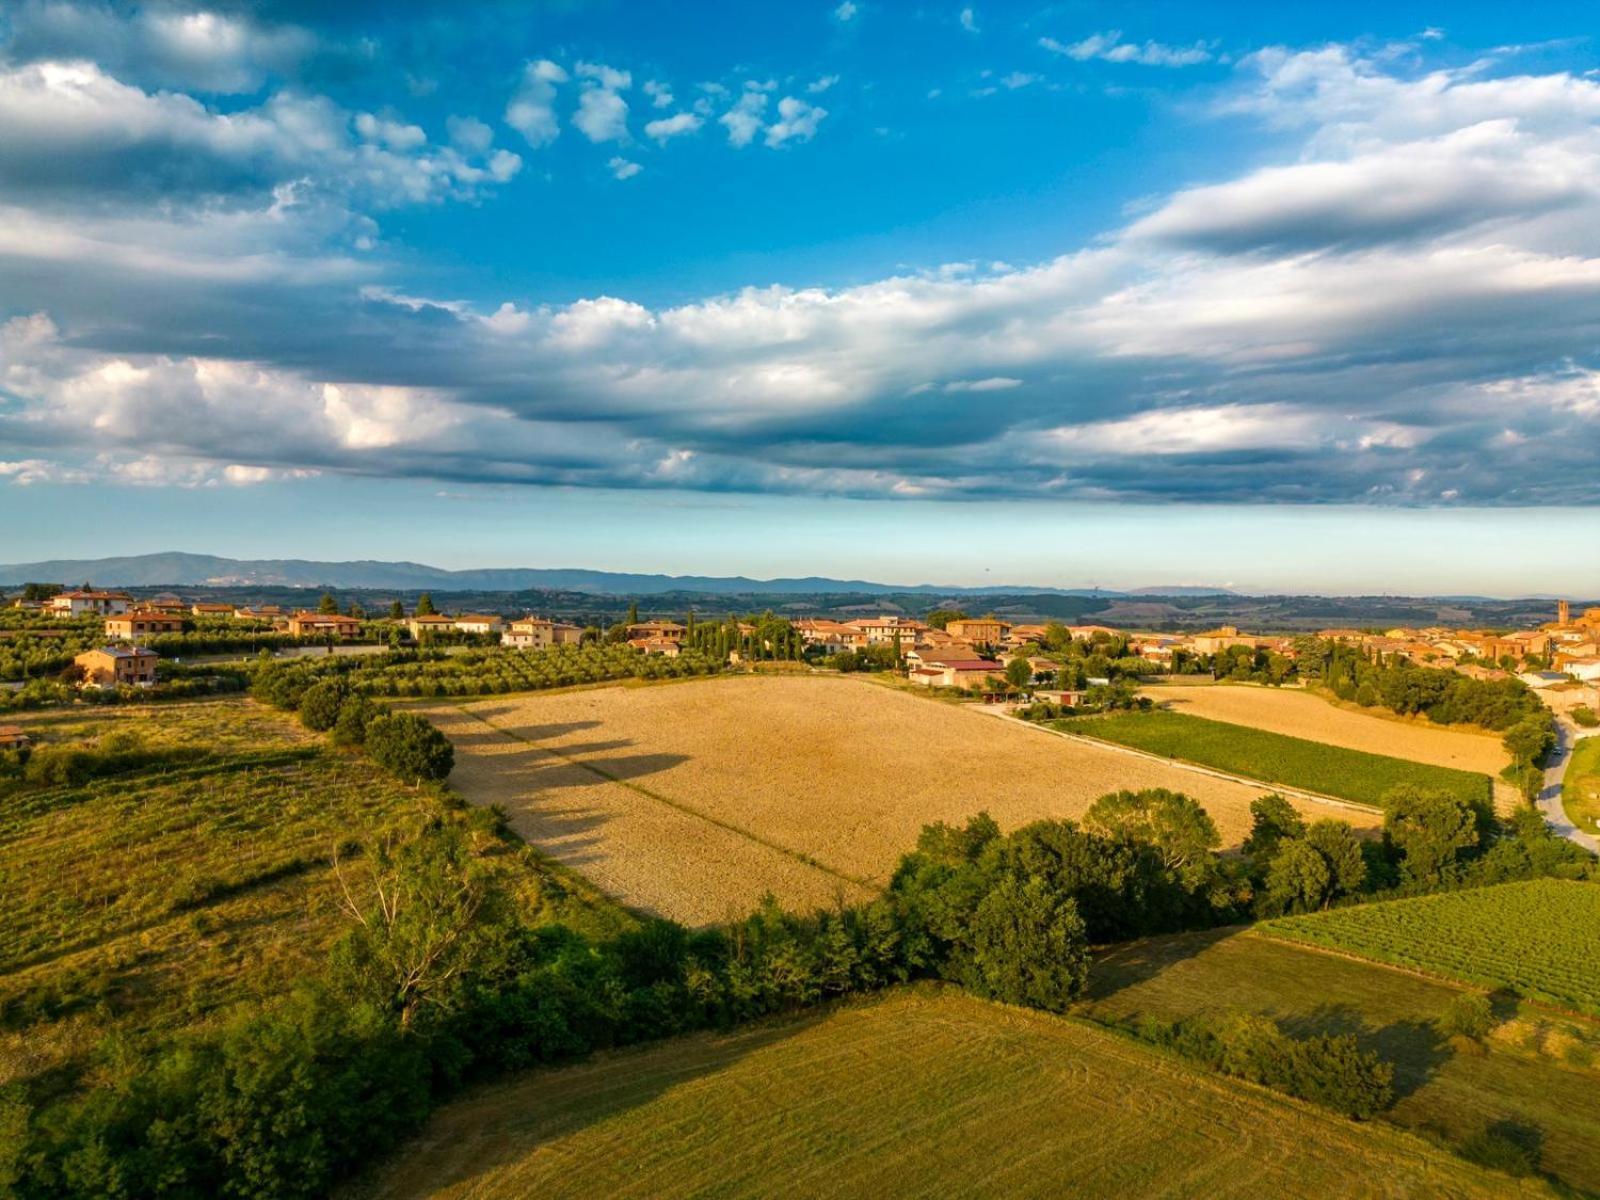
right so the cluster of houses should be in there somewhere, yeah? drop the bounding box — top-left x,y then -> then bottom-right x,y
1313,600 -> 1600,687
18,583 -> 1600,699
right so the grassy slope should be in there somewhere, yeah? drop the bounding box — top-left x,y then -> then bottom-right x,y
0,698 -> 631,1097
1259,880 -> 1600,1015
1564,735 -> 1600,835
347,987 -> 1544,1200
1083,928 -> 1600,1195
1063,709 -> 1490,807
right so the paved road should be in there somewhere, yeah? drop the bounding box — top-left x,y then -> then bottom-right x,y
1537,717 -> 1599,854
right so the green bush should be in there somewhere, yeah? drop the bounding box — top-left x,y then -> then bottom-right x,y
1572,706 -> 1598,729
364,713 -> 454,784
964,876 -> 1089,1012
1437,992 -> 1494,1041
297,681 -> 347,732
331,695 -> 380,746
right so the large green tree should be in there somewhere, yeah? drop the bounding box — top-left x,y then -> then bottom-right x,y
1083,788 -> 1220,886
964,874 -> 1089,1012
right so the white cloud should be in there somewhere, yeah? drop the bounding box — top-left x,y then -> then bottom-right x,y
505,58 -> 567,148
834,1 -> 858,22
808,75 -> 840,94
572,61 -> 631,143
944,377 -> 1022,392
1040,31 -> 1212,67
608,156 -> 643,180
447,114 -> 494,153
960,7 -> 979,34
765,96 -> 826,147
643,79 -> 674,108
644,111 -> 703,142
720,90 -> 768,147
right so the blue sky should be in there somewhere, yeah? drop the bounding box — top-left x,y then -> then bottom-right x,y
1,1 -> 1598,593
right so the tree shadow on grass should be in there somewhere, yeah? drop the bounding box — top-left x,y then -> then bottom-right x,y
1276,1003 -> 1452,1102
1085,926 -> 1243,1003
344,1000 -> 844,1200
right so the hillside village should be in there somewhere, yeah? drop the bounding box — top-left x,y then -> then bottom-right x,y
12,586 -> 1599,709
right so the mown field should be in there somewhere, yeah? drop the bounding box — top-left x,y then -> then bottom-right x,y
1564,735 -> 1600,835
420,675 -> 1381,925
0,698 -> 627,1097
1139,684 -> 1509,776
348,986 -> 1545,1200
1065,709 -> 1491,808
1260,880 -> 1600,1015
1083,928 -> 1600,1195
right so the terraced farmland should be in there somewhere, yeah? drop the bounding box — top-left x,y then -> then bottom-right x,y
1261,880 -> 1600,1014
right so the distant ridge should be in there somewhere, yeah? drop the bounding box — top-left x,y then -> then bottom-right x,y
0,551 -> 1128,597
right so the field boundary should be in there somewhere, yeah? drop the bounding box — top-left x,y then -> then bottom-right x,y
446,703 -> 879,896
986,709 -> 1382,818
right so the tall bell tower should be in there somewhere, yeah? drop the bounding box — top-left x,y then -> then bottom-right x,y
1558,599 -> 1571,626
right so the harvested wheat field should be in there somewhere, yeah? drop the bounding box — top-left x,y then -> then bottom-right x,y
348,987 -> 1546,1200
1140,684 -> 1509,776
420,675 -> 1381,924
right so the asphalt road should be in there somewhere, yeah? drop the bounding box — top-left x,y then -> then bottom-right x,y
1538,717 -> 1599,853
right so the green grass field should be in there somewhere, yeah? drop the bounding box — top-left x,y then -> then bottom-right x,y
347,986 -> 1546,1200
1259,880 -> 1600,1015
1083,928 -> 1600,1195
0,698 -> 630,1099
1063,709 -> 1490,808
1563,735 -> 1600,835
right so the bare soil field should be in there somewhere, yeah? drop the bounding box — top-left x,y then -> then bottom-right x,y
1140,684 -> 1508,777
421,675 -> 1381,925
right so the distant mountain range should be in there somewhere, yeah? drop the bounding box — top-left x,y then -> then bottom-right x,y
0,551 -> 1180,597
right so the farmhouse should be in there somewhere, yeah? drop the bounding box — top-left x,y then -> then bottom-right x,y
626,620 -> 687,643
49,590 -> 132,616
105,611 -> 185,639
287,612 -> 362,637
190,603 -> 235,617
847,616 -> 929,646
629,636 -> 682,657
795,619 -> 868,652
907,656 -> 1005,689
0,725 -> 30,750
145,596 -> 190,615
502,616 -> 584,649
1518,670 -> 1570,689
944,618 -> 1010,645
453,614 -> 504,634
233,605 -> 283,619
407,614 -> 456,638
74,646 -> 158,687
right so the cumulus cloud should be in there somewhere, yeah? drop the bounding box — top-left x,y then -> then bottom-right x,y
834,2 -> 858,22
644,111 -> 703,142
4,1 -> 316,93
764,97 -> 826,147
719,88 -> 768,147
5,41 -> 1600,506
505,58 -> 566,148
1040,31 -> 1212,67
607,155 -> 642,180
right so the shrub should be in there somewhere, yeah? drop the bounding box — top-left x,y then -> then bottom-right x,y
1437,992 -> 1494,1041
331,695 -> 381,747
1573,706 -> 1598,729
964,876 -> 1089,1012
297,681 -> 347,732
1458,1121 -> 1542,1177
1216,1015 -> 1393,1119
363,713 -> 454,785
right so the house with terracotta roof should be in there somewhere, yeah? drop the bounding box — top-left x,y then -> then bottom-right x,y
75,646 -> 158,687
105,611 -> 185,640
629,636 -> 681,657
50,590 -> 132,617
795,619 -> 868,652
503,616 -> 584,649
190,602 -> 236,617
0,725 -> 31,750
406,614 -> 456,638
944,618 -> 1010,646
453,614 -> 504,634
845,616 -> 928,646
234,605 -> 283,619
906,656 -> 1005,689
625,620 -> 687,643
288,612 -> 362,637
